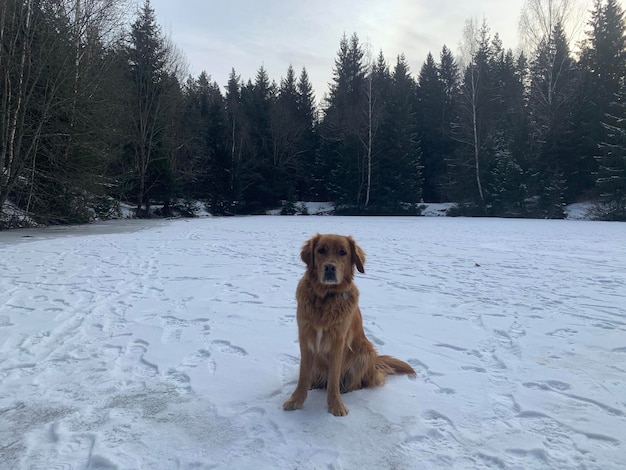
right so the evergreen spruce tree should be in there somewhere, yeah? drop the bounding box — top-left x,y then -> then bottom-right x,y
295,68 -> 319,200
581,0 -> 626,207
417,52 -> 444,202
385,55 -> 422,208
581,0 -> 625,112
437,45 -> 460,202
271,64 -> 318,203
595,83 -> 626,219
319,33 -> 367,207
484,42 -> 528,215
125,0 -> 178,217
180,72 -> 229,209
272,65 -> 300,202
527,21 -> 578,216
239,66 -> 276,210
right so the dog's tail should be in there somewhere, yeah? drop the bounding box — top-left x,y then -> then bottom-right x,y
376,355 -> 416,377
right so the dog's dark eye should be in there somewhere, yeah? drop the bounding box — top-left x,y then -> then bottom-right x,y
318,247 -> 326,254
339,249 -> 347,256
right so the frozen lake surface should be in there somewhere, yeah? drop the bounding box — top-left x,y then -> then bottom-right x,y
1,216 -> 625,469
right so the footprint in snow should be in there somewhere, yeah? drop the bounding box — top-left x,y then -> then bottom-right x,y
127,339 -> 148,359
136,357 -> 158,378
421,409 -> 456,430
120,339 -> 159,378
364,327 -> 385,346
407,358 -> 445,378
461,365 -> 487,373
211,340 -> 248,356
434,343 -> 466,352
161,327 -> 182,343
180,349 -> 212,369
53,298 -> 71,307
166,369 -> 192,391
278,315 -> 295,325
419,409 -> 459,444
523,381 -> 625,417
523,380 -> 571,392
546,328 -> 578,338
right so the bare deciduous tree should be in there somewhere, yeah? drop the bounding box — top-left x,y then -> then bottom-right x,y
362,42 -> 375,207
1,0 -> 129,222
518,0 -> 586,53
126,0 -> 185,217
458,18 -> 486,207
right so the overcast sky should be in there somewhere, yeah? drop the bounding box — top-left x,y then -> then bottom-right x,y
147,0 -> 608,100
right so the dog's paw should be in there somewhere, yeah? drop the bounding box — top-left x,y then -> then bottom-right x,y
328,400 -> 349,417
283,396 -> 304,411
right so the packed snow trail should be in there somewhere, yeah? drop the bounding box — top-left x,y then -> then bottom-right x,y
0,216 -> 625,469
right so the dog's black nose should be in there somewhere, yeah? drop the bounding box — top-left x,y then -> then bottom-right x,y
323,264 -> 338,283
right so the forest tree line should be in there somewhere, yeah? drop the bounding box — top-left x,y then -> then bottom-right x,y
1,0 -> 625,226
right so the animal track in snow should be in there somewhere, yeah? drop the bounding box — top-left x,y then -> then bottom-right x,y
434,343 -> 483,360
434,342 -> 466,352
180,349 -> 212,369
407,358 -> 444,378
278,315 -> 295,325
161,327 -> 182,343
461,365 -> 487,373
523,380 -> 571,392
120,340 -> 159,379
212,340 -> 248,356
523,381 -> 625,417
546,328 -> 578,338
166,369 -> 191,391
422,409 -> 455,427
363,327 -> 385,346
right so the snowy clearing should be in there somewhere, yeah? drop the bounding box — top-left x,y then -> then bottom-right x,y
0,216 -> 625,469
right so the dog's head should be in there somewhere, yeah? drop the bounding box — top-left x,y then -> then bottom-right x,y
300,234 -> 365,287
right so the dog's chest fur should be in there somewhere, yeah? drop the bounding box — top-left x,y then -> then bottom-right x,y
298,280 -> 356,323
296,278 -> 358,352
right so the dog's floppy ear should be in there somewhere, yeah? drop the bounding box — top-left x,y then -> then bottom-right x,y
348,236 -> 365,274
301,233 -> 321,267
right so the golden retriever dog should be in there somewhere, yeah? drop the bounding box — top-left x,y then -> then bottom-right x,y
283,233 -> 416,416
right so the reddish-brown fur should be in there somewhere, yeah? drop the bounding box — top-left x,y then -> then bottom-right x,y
283,233 -> 416,416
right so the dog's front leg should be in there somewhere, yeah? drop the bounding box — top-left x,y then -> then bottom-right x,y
283,340 -> 314,411
327,336 -> 348,416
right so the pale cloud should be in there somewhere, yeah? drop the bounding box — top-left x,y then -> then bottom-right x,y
147,0 -> 609,99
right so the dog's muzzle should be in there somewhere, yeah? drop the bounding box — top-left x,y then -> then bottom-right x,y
322,264 -> 338,284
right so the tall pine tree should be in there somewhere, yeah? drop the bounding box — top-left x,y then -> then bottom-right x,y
180,72 -> 230,209
125,0 -> 179,217
437,45 -> 460,202
582,0 -> 626,210
527,21 -> 578,216
319,33 -> 367,207
384,54 -> 422,207
417,52 -> 444,202
295,67 -> 319,200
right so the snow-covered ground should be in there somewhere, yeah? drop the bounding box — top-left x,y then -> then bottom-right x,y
0,216 -> 624,469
